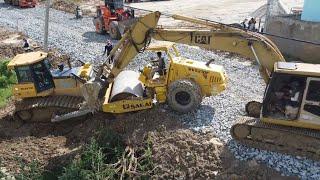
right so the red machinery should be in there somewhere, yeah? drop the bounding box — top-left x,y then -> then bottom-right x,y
4,0 -> 37,8
93,0 -> 135,39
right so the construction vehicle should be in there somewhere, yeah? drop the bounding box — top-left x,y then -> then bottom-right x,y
9,11 -> 320,160
8,12 -> 227,123
161,14 -> 320,160
7,51 -> 94,122
4,0 -> 37,8
162,14 -> 320,160
93,0 -> 136,39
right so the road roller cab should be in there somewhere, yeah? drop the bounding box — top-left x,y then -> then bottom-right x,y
7,51 -> 94,99
102,42 -> 227,114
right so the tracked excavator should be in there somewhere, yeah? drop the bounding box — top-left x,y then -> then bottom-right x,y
8,11 -> 320,160
161,14 -> 320,160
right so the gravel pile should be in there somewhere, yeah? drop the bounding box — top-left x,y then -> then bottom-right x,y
0,2 -> 319,179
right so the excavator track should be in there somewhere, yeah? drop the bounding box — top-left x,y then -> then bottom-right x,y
231,117 -> 320,160
14,96 -> 84,122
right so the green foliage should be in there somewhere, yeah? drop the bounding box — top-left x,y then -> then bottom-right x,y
0,59 -> 17,107
5,129 -> 155,180
138,135 -> 154,174
0,86 -> 12,108
0,60 -> 16,88
96,128 -> 125,163
15,159 -> 44,180
59,130 -> 125,180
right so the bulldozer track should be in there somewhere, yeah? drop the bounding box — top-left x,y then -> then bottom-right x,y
231,117 -> 320,161
14,95 -> 84,122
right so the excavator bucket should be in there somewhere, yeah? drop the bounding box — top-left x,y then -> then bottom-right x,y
117,18 -> 138,36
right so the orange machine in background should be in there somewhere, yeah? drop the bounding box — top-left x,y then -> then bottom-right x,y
93,0 -> 135,39
4,0 -> 37,8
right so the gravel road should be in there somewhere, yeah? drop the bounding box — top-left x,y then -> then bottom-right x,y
0,2 -> 113,64
0,1 -> 319,179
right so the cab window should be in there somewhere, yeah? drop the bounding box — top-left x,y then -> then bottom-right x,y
31,62 -> 53,90
15,66 -> 33,83
306,81 -> 320,101
304,80 -> 320,116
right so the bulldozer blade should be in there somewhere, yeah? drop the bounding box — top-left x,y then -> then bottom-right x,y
51,109 -> 92,123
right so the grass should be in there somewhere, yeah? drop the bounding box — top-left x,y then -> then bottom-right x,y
0,86 -> 12,108
0,59 -> 16,108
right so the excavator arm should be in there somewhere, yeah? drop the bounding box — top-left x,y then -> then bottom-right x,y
101,12 -> 284,84
152,14 -> 285,83
97,11 -> 161,81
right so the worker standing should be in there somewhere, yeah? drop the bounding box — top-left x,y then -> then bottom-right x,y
248,18 -> 256,31
22,38 -> 29,48
22,38 -> 31,52
103,39 -> 114,64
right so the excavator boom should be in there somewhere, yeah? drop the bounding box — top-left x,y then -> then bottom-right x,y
153,22 -> 285,83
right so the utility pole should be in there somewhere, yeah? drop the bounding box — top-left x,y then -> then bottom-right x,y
264,0 -> 272,32
44,0 -> 50,51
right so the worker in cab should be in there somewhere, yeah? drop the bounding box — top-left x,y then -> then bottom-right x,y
103,39 -> 114,63
156,51 -> 165,76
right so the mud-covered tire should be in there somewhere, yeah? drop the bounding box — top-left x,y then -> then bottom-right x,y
167,79 -> 202,113
94,18 -> 105,34
245,101 -> 262,118
109,21 -> 121,40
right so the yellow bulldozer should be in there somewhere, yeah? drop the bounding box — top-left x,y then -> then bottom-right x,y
7,11 -> 320,160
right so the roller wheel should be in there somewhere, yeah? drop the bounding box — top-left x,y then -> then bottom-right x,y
167,79 -> 202,113
109,21 -> 121,40
15,110 -> 33,122
245,101 -> 262,118
94,18 -> 105,34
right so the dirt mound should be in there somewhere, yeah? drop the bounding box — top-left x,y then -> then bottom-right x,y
149,129 -> 298,180
52,0 -> 78,14
150,129 -> 223,179
0,100 -> 107,173
0,28 -> 25,58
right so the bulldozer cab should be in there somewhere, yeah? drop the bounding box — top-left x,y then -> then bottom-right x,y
7,51 -> 55,98
262,62 -> 320,129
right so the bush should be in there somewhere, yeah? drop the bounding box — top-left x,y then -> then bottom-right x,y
0,59 -> 17,107
59,139 -> 117,180
0,60 -> 16,88
15,159 -> 44,180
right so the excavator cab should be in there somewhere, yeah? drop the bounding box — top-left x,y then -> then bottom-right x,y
261,62 -> 320,129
